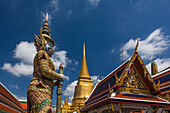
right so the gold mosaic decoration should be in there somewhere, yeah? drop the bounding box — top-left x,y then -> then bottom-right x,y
122,66 -> 147,90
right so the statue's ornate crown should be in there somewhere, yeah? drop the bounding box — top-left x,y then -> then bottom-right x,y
34,13 -> 55,50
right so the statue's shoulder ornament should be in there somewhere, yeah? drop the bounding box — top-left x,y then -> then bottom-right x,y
36,50 -> 55,71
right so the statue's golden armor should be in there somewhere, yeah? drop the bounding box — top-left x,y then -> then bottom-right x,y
27,14 -> 63,113
27,50 -> 61,112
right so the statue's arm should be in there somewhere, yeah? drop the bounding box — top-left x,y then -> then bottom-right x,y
39,58 -> 62,80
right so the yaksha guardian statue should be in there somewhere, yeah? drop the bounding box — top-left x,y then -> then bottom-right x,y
27,14 -> 65,113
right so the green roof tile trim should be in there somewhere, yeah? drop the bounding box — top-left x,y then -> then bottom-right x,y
0,109 -> 9,113
19,101 -> 27,103
0,98 -> 24,112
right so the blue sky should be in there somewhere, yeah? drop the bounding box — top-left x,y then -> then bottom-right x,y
1,0 -> 170,104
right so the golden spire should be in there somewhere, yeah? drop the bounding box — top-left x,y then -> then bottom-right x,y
83,42 -> 86,55
64,96 -> 68,104
69,42 -> 94,112
78,42 -> 91,80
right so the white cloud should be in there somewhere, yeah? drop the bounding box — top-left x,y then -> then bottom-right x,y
52,51 -> 72,70
41,0 -> 59,25
123,39 -> 136,51
50,0 -> 59,13
1,41 -> 73,78
64,75 -> 70,81
75,61 -> 79,65
63,80 -> 78,102
14,41 -> 36,64
122,28 -> 170,60
91,75 -> 98,85
2,62 -> 33,77
146,58 -> 170,75
10,84 -> 19,90
111,48 -> 114,53
88,0 -> 101,6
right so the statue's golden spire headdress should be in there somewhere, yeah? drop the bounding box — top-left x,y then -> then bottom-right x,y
34,13 -> 55,51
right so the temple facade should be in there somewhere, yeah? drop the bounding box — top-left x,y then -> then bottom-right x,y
80,40 -> 170,113
62,43 -> 94,113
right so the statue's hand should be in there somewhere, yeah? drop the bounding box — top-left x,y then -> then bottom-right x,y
59,74 -> 65,81
53,80 -> 58,86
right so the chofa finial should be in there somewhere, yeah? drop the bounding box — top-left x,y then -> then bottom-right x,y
135,38 -> 139,51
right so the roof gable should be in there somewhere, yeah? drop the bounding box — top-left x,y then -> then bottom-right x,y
114,48 -> 160,95
120,65 -> 148,90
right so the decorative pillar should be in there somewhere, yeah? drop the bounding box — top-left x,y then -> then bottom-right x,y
56,64 -> 64,113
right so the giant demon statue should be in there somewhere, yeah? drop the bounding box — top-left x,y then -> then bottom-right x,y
27,14 -> 65,113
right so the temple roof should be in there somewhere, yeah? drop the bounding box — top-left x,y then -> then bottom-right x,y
152,67 -> 170,94
85,48 -> 160,104
85,59 -> 129,103
80,40 -> 170,112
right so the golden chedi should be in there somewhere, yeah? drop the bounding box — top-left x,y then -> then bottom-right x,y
61,97 -> 72,113
70,42 -> 94,112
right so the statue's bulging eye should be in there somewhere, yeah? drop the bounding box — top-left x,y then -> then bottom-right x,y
47,40 -> 53,48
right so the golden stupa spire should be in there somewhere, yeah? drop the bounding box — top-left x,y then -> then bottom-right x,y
64,96 -> 68,104
83,42 -> 86,55
78,42 -> 91,80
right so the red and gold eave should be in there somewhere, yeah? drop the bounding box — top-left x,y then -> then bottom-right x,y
152,67 -> 170,96
80,47 -> 169,112
0,82 -> 25,113
80,92 -> 170,112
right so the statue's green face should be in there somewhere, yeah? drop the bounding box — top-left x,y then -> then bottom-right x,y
45,40 -> 54,57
